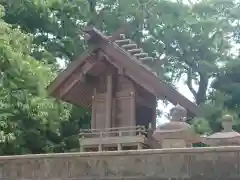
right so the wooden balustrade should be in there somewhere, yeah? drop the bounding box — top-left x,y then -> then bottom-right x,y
79,126 -> 147,138
79,126 -> 149,152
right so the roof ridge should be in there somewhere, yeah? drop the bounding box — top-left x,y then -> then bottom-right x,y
109,34 -> 158,75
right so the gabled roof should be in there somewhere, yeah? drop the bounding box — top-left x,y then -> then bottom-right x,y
47,27 -> 201,116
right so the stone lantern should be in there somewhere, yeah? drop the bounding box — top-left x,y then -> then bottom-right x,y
201,114 -> 240,146
153,104 -> 199,148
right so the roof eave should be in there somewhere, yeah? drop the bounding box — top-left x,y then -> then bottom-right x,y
46,45 -> 98,97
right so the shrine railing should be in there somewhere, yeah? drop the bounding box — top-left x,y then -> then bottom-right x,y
79,126 -> 147,138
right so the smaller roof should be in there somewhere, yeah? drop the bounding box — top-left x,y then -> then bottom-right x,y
206,131 -> 240,139
202,132 -> 240,146
47,27 -> 201,116
202,114 -> 240,145
156,122 -> 191,133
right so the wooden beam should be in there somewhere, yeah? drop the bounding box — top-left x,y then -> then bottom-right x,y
47,45 -> 98,95
59,61 -> 98,98
130,91 -> 136,135
99,51 -> 125,76
59,74 -> 84,98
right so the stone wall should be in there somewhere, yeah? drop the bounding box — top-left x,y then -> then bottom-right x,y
0,146 -> 240,180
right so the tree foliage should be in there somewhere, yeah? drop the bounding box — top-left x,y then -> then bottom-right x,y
0,4 -> 88,154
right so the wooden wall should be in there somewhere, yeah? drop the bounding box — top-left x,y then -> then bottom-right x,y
91,73 -> 107,130
90,66 -> 157,130
93,94 -> 106,130
114,76 -> 135,128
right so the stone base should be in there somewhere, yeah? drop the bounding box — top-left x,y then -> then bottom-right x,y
0,146 -> 239,179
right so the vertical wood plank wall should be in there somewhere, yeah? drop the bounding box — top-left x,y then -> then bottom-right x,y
115,76 -> 136,133
90,71 -> 159,132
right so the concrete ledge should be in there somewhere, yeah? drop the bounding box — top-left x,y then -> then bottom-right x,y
0,146 -> 239,179
0,146 -> 240,159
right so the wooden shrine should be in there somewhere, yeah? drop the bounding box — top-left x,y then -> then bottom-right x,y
47,27 -> 200,152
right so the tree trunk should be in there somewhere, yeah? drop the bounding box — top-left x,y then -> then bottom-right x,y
196,74 -> 208,105
186,67 -> 209,106
87,0 -> 97,26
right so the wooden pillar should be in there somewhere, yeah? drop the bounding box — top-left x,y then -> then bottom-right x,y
117,144 -> 122,151
99,132 -> 103,151
98,144 -> 102,151
105,73 -> 113,129
130,91 -> 136,135
79,138 -> 84,152
80,145 -> 84,152
111,98 -> 116,127
137,143 -> 143,150
151,98 -> 157,130
91,88 -> 96,129
117,131 -> 122,151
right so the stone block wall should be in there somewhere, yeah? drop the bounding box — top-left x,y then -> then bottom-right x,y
0,146 -> 240,180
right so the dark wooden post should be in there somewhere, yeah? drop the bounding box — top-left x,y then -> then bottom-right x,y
105,73 -> 113,129
130,91 -> 136,135
91,88 -> 96,129
111,98 -> 116,127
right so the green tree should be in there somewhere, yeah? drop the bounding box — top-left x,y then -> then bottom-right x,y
211,58 -> 240,132
0,5 -> 73,154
